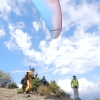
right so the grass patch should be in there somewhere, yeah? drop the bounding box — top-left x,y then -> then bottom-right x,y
95,99 -> 100,100
17,88 -> 24,94
37,86 -> 50,96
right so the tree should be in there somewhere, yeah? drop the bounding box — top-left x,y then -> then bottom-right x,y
49,80 -> 60,94
0,70 -> 12,88
31,77 -> 41,91
8,82 -> 18,89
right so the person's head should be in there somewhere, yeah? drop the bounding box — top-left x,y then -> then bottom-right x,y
73,75 -> 76,79
43,76 -> 45,78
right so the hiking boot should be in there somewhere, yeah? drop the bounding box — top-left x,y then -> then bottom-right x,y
75,98 -> 80,100
76,98 -> 80,100
27,94 -> 30,97
24,92 -> 30,97
78,98 -> 81,100
75,98 -> 77,100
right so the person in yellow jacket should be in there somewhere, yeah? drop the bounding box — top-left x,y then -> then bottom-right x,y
24,68 -> 36,97
71,76 -> 79,100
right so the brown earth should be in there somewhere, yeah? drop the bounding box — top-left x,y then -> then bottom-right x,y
0,88 -> 73,100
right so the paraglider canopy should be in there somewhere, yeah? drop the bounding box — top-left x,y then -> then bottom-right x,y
32,0 -> 62,39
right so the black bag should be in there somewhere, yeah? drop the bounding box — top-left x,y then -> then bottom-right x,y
20,76 -> 28,85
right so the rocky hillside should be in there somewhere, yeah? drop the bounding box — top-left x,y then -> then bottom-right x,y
0,88 -> 73,100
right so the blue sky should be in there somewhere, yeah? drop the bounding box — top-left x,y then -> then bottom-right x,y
0,0 -> 100,100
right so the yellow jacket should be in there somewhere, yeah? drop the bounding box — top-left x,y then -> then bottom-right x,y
71,79 -> 79,88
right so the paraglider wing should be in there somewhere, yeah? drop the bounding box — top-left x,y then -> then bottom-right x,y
32,0 -> 62,39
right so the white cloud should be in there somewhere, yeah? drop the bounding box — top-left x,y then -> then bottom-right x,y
4,22 -> 31,51
4,22 -> 45,63
4,40 -> 19,50
36,0 -> 100,75
32,21 -> 40,32
0,28 -> 6,37
14,29 -> 32,50
22,60 -> 39,67
0,0 -> 11,19
3,0 -> 100,76
60,0 -> 100,33
8,21 -> 25,31
53,67 -> 70,75
0,0 -> 27,20
10,70 -> 27,73
58,77 -> 72,93
32,19 -> 51,40
38,66 -> 54,74
93,75 -> 100,81
38,31 -> 100,75
18,84 -> 22,89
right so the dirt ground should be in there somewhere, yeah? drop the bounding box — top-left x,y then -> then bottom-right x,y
0,88 -> 73,100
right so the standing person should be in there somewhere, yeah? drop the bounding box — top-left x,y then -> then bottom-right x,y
71,76 -> 79,100
41,76 -> 46,86
24,68 -> 36,97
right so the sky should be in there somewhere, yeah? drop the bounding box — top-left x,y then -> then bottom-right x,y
0,0 -> 100,100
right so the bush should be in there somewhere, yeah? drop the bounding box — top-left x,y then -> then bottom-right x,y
46,81 -> 50,87
37,86 -> 50,96
8,82 -> 18,89
31,77 -> 41,92
49,80 -> 60,95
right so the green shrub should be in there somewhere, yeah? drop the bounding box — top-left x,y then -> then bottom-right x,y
49,80 -> 60,95
31,77 -> 41,92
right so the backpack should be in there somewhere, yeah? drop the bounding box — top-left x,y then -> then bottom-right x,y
20,74 -> 28,85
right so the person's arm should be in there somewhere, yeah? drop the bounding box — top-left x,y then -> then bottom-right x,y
71,80 -> 73,88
